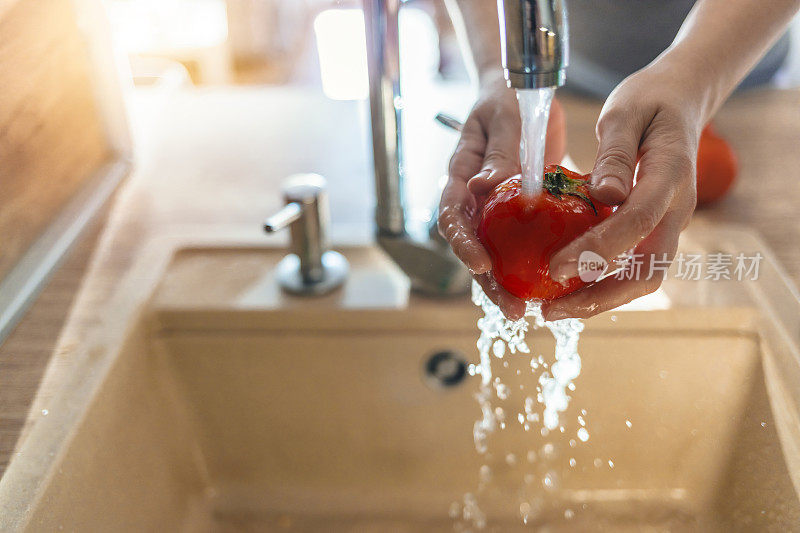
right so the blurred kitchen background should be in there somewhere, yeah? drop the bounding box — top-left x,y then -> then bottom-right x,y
104,0 -> 800,227
109,0 -> 488,239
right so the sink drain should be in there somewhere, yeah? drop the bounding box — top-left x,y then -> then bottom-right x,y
424,350 -> 468,388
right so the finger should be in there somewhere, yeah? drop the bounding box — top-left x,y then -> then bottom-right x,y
467,110 -> 522,195
588,104 -> 648,205
549,146 -> 693,282
474,272 -> 527,321
448,110 -> 488,183
439,178 -> 492,274
542,209 -> 683,320
439,115 -> 494,274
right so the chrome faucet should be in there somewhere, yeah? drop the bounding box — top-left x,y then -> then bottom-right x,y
363,0 -> 471,295
497,0 -> 569,89
362,0 -> 568,295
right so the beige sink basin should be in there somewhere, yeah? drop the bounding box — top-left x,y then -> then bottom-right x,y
1,225 -> 799,531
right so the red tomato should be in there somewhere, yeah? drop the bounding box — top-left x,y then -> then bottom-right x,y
477,165 -> 613,301
696,124 -> 738,205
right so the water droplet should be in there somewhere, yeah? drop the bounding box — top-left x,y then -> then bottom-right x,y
541,443 -> 555,459
527,450 -> 537,463
493,340 -> 505,358
610,315 -> 618,322
41,409 -> 49,416
449,501 -> 461,518
577,428 -> 590,442
505,453 -> 517,466
625,419 -> 632,428
760,421 -> 766,428
608,460 -> 615,468
495,382 -> 510,400
569,439 -> 577,448
659,370 -> 668,379
542,471 -> 559,491
565,509 -> 575,519
594,458 -> 602,468
569,458 -> 576,467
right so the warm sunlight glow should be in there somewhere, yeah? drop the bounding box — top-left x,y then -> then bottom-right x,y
313,9 -> 369,101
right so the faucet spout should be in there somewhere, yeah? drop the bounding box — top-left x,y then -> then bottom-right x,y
363,0 -> 472,295
497,0 -> 569,89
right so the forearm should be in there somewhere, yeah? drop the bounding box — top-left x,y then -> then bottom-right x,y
662,0 -> 800,122
444,0 -> 503,87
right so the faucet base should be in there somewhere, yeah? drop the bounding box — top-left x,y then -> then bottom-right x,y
275,251 -> 349,296
377,233 -> 471,296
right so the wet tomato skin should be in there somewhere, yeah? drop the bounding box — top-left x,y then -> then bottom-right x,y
477,165 -> 613,301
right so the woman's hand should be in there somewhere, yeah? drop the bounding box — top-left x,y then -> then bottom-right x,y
438,72 -> 566,320
442,0 -> 799,322
542,60 -> 705,321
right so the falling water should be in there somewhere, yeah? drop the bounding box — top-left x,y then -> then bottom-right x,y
517,88 -> 555,196
451,281 -> 587,530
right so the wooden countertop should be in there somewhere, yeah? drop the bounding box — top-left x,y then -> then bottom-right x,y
1,86 -> 799,479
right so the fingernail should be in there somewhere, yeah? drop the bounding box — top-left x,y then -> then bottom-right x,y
471,170 -> 491,181
598,176 -> 626,196
550,259 -> 577,282
507,307 -> 525,321
469,264 -> 490,275
544,307 -> 569,321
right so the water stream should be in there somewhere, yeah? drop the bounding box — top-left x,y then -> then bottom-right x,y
517,88 -> 555,196
451,88 -> 589,530
451,283 -> 586,530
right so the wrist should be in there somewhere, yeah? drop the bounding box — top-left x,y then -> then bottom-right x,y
652,46 -> 722,123
477,68 -> 508,93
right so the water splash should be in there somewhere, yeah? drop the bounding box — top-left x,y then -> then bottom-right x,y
453,281 -> 586,530
517,88 -> 555,196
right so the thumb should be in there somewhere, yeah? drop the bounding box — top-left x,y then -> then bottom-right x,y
467,116 -> 522,196
590,108 -> 641,205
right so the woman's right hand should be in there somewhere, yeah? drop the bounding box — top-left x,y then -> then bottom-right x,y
438,71 -> 566,320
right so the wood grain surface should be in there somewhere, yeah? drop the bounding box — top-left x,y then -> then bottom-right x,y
0,0 -> 111,280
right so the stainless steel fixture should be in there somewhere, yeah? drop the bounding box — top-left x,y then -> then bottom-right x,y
263,174 -> 349,295
363,0 -> 471,295
497,0 -> 569,89
362,0 -> 568,295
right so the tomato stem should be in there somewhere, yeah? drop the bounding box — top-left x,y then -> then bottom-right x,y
543,167 -> 598,215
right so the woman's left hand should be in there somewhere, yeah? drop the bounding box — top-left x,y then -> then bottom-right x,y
542,59 -> 705,321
